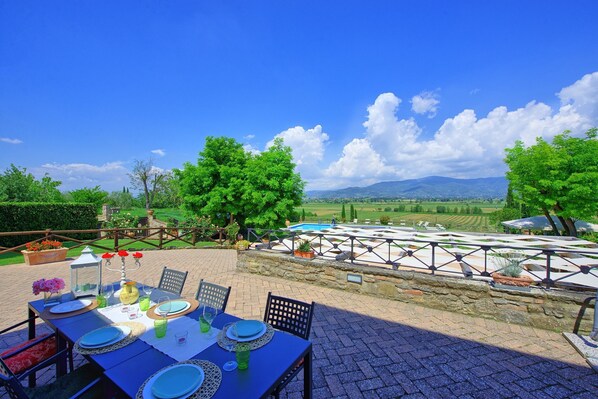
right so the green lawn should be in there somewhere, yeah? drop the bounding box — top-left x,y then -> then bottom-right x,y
0,238 -> 219,267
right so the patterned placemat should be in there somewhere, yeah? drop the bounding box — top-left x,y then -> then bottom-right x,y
135,359 -> 222,399
41,298 -> 99,320
146,298 -> 199,320
74,321 -> 146,355
217,322 -> 275,351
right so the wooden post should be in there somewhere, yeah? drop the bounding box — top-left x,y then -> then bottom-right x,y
192,229 -> 197,246
114,229 -> 119,250
159,227 -> 164,249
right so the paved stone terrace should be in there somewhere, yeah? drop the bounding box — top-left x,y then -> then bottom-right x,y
1,248 -> 597,398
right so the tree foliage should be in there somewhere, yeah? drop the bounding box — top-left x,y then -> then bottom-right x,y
176,136 -> 305,228
129,159 -> 171,210
505,128 -> 598,236
68,186 -> 108,211
0,164 -> 63,202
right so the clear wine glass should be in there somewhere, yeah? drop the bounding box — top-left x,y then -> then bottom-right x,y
143,278 -> 154,297
222,322 -> 238,371
157,296 -> 171,318
202,306 -> 217,335
102,283 -> 114,306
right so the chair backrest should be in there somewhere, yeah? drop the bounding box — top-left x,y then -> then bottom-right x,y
157,266 -> 188,295
195,280 -> 231,312
0,357 -> 28,399
263,292 -> 315,340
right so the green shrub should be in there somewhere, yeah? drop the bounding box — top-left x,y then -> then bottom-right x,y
380,215 -> 390,225
0,202 -> 98,248
297,239 -> 312,252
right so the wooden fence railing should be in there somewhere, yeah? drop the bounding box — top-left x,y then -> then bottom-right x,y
0,227 -> 229,256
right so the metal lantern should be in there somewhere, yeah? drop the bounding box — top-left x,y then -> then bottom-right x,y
70,246 -> 102,298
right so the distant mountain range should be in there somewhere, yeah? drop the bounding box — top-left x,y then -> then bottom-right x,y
306,176 -> 508,199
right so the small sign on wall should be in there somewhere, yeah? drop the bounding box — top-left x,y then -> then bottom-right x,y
347,273 -> 363,284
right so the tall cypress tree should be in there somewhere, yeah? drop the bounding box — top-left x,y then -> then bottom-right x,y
301,208 -> 306,222
350,204 -> 355,221
341,204 -> 346,221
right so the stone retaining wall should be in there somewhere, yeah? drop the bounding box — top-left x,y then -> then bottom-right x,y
238,250 -> 596,334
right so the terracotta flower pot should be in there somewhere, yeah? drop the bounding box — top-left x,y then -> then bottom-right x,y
294,250 -> 316,259
21,248 -> 68,265
492,273 -> 533,287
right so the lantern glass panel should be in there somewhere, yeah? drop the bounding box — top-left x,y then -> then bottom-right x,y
70,263 -> 101,298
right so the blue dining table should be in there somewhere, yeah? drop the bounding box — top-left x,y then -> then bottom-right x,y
27,287 -> 313,399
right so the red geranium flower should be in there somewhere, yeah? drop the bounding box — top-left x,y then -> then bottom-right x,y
102,253 -> 115,259
118,250 -> 129,257
132,252 -> 143,259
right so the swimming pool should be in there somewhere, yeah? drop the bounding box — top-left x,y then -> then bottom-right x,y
289,223 -> 334,231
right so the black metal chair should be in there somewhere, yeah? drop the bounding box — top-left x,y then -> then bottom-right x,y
263,292 -> 315,399
0,353 -> 101,399
157,266 -> 188,295
0,316 -> 74,388
194,280 -> 231,312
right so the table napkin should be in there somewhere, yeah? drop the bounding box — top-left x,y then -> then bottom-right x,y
98,303 -> 219,361
141,316 -> 220,361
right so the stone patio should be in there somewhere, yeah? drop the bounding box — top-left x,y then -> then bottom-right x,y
1,248 -> 597,398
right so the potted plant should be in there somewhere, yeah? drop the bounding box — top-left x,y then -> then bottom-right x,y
22,240 -> 69,266
294,239 -> 315,259
492,253 -> 533,287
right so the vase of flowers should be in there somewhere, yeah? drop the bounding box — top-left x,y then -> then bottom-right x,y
22,240 -> 68,265
33,278 -> 66,307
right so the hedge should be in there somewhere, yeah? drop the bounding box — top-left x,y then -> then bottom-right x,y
0,203 -> 98,248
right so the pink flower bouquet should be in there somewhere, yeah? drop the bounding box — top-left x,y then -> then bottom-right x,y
32,278 -> 65,295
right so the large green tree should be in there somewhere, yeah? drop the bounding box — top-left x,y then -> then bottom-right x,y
243,138 -> 304,227
176,136 -> 304,228
176,137 -> 250,226
505,128 -> 598,236
68,186 -> 108,211
0,164 -> 63,202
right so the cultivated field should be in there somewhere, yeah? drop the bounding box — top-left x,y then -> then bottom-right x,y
297,200 -> 502,233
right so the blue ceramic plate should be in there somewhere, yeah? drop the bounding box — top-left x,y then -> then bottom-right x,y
156,300 -> 190,315
235,320 -> 264,337
49,299 -> 92,314
151,364 -> 204,399
80,326 -> 121,347
79,326 -> 131,348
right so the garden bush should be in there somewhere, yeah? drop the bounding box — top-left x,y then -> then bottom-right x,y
0,202 -> 98,248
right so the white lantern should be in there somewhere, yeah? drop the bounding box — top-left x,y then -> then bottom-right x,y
70,246 -> 102,298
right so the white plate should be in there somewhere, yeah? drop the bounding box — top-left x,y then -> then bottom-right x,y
226,321 -> 267,342
79,326 -> 132,348
50,299 -> 92,314
143,364 -> 204,399
153,301 -> 191,316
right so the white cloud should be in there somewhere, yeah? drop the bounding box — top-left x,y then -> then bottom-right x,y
305,71 -> 598,190
411,91 -> 440,118
35,162 -> 130,192
244,134 -> 255,140
557,71 -> 598,127
151,149 -> 166,157
267,125 -> 329,178
324,138 -> 396,188
243,144 -> 261,155
1,137 -> 23,144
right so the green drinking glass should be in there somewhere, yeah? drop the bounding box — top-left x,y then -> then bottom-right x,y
199,315 -> 210,333
96,294 -> 106,308
236,343 -> 250,370
154,318 -> 167,338
139,295 -> 151,311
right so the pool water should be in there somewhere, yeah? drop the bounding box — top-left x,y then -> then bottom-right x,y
289,223 -> 334,231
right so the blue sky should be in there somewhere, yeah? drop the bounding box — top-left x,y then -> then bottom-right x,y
1,1 -> 597,192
